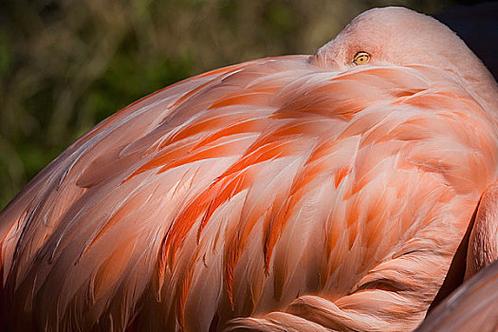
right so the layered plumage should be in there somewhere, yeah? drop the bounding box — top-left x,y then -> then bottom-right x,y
0,7 -> 497,332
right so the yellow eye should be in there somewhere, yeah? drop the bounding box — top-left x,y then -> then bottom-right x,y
353,51 -> 370,65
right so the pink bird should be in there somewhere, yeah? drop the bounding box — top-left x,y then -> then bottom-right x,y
0,6 -> 497,331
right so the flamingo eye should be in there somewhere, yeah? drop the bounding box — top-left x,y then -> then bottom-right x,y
353,51 -> 370,65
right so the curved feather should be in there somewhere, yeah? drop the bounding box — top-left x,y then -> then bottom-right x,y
416,260 -> 498,332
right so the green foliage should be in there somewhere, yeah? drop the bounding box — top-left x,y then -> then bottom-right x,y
0,32 -> 10,77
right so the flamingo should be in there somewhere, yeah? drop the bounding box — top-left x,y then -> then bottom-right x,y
0,6 -> 497,331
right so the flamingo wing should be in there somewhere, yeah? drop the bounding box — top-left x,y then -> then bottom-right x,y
0,55 -> 496,331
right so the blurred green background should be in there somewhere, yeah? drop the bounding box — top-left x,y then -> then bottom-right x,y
0,0 -> 487,208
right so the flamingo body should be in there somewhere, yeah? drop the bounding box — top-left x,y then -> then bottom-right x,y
0,7 -> 497,331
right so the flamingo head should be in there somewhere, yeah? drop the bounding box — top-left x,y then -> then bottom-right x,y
315,7 -> 487,75
313,6 -> 498,110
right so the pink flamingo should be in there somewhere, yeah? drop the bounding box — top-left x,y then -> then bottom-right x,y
0,6 -> 497,331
